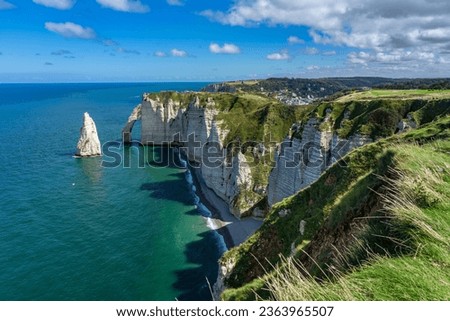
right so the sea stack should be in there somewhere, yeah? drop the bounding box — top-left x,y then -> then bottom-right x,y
75,112 -> 102,157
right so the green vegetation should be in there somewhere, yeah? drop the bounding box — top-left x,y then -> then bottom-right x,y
204,92 -> 299,213
337,89 -> 450,102
304,94 -> 450,139
220,111 -> 450,300
266,140 -> 450,301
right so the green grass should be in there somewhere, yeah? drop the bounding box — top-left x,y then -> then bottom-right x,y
304,98 -> 450,139
402,116 -> 450,141
226,80 -> 260,87
337,89 -> 450,102
220,116 -> 450,300
221,278 -> 268,301
221,141 -> 394,290
267,254 -> 450,301
266,140 -> 450,301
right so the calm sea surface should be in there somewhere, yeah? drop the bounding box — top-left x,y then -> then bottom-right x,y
0,83 -> 226,300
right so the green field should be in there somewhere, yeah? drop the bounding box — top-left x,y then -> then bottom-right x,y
337,89 -> 450,102
226,80 -> 261,87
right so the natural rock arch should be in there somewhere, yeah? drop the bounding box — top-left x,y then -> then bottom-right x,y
122,104 -> 142,144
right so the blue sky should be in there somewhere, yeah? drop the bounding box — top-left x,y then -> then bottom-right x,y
1,0 -> 450,82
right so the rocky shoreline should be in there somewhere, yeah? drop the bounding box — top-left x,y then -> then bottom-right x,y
187,161 -> 263,249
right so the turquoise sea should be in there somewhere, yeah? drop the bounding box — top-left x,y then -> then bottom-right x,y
0,83 -> 226,300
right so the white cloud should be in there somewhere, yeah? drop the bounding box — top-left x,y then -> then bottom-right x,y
304,47 -> 319,55
154,51 -> 167,57
307,65 -> 320,70
348,49 -> 437,66
209,43 -> 240,54
45,22 -> 96,39
202,0 -> 450,68
33,0 -> 75,10
154,50 -> 188,57
322,50 -> 336,56
288,36 -> 304,44
171,49 -> 187,57
0,0 -> 14,9
267,52 -> 290,60
200,1 -> 345,29
167,0 -> 183,6
96,0 -> 149,13
348,51 -> 371,65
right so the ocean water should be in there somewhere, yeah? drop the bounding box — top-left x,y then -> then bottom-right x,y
0,83 -> 226,300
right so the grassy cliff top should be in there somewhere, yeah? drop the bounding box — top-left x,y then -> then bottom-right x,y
337,89 -> 450,102
143,90 -> 450,143
303,95 -> 450,140
143,91 -> 303,144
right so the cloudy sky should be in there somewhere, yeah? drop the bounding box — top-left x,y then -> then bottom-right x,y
1,0 -> 450,82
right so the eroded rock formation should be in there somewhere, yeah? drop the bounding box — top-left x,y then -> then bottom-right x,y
75,112 -> 102,157
267,118 -> 372,206
138,94 -> 256,218
123,104 -> 142,144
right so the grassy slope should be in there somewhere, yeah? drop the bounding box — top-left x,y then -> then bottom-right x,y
305,96 -> 450,139
212,79 -> 450,101
221,113 -> 450,301
267,138 -> 450,301
337,89 -> 450,102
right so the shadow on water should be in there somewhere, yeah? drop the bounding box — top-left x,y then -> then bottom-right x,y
140,146 -> 223,301
172,231 -> 223,301
140,180 -> 193,206
184,209 -> 202,216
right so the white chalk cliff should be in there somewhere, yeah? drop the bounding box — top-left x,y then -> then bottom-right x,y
123,104 -> 142,144
75,112 -> 102,157
135,94 -> 257,218
127,94 -> 376,218
267,116 -> 372,206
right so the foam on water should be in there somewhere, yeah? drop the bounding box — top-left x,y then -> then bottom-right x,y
179,153 -> 227,249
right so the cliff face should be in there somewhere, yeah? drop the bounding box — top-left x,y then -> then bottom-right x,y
76,112 -> 102,157
123,104 -> 141,144
131,92 -> 448,222
139,93 -> 257,217
140,94 -> 186,145
267,116 -> 372,206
